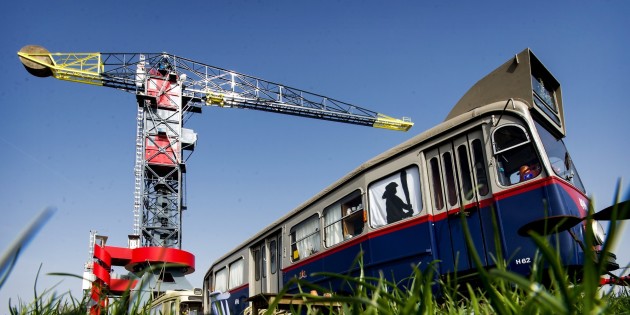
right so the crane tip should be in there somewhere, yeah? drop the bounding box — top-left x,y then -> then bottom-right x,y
18,45 -> 53,77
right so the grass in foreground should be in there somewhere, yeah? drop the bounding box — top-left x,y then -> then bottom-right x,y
4,192 -> 630,314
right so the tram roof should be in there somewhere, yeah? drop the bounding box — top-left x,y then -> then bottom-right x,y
446,48 -> 565,136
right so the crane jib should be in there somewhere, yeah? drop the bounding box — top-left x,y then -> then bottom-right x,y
18,47 -> 413,132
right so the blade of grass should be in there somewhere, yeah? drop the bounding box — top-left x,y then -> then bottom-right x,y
489,269 -> 567,314
0,207 -> 55,290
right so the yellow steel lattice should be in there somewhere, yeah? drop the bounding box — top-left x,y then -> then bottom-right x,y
17,51 -> 104,86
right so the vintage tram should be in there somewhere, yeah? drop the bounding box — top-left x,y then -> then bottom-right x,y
202,49 -> 619,314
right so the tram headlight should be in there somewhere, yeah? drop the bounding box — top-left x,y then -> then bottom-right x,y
590,221 -> 606,246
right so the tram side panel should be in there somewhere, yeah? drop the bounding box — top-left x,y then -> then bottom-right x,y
283,160 -> 436,294
282,183 -> 370,294
204,248 -> 250,315
425,126 -> 499,276
487,116 -> 587,276
364,162 -> 435,283
424,148 -> 456,277
366,218 -> 435,283
492,179 -> 586,275
547,180 -> 588,270
280,127 -> 500,294
283,240 -> 366,295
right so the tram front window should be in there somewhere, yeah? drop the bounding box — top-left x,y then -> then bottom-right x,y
181,302 -> 202,315
493,124 -> 541,186
534,121 -> 586,193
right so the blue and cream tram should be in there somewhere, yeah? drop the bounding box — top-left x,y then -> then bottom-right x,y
203,49 -> 619,314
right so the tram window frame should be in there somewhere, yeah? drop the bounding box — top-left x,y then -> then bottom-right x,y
368,165 -> 423,228
262,244 -> 267,280
457,144 -> 474,202
492,124 -> 542,186
253,247 -> 261,281
531,74 -> 559,113
181,302 -> 202,315
270,240 -> 277,275
214,267 -> 228,293
534,120 -> 586,193
442,151 -> 458,207
471,139 -> 490,196
429,158 -> 445,211
228,258 -> 244,289
323,190 -> 365,248
289,214 -> 321,262
203,275 -> 212,308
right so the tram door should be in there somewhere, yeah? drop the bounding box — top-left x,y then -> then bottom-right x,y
251,231 -> 282,295
427,130 -> 491,274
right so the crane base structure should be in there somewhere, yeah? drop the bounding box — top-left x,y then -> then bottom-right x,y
84,233 -> 195,314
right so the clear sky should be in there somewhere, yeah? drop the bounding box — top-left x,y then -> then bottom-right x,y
1,0 -> 629,311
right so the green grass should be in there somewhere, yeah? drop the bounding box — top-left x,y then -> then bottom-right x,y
3,191 -> 630,314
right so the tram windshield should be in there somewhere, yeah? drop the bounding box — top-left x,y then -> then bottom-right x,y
180,302 -> 202,315
534,120 -> 585,193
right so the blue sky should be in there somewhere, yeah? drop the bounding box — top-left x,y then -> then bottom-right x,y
1,1 -> 629,310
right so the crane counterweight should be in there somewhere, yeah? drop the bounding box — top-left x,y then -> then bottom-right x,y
18,45 -> 53,77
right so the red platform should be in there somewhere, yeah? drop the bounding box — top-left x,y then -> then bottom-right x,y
91,245 -> 195,293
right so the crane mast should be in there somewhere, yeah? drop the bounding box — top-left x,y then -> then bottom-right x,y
18,45 -> 413,311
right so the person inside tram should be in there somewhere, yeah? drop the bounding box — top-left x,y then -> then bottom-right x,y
519,165 -> 534,182
382,182 -> 413,224
519,163 -> 541,182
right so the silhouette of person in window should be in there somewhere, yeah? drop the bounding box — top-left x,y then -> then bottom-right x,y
383,182 -> 413,224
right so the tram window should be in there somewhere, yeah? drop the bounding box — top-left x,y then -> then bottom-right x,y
214,267 -> 228,292
290,214 -> 321,262
457,145 -> 474,201
493,125 -> 541,186
181,302 -> 202,315
253,248 -> 261,281
228,259 -> 244,289
369,165 -> 422,227
429,158 -> 445,211
532,75 -> 558,112
471,139 -> 489,196
262,244 -> 267,279
534,121 -> 585,193
323,202 -> 342,247
443,152 -> 458,207
270,240 -> 277,274
324,190 -> 364,247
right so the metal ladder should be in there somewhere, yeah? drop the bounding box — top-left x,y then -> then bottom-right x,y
133,105 -> 144,237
